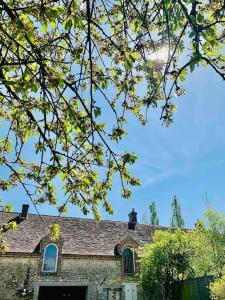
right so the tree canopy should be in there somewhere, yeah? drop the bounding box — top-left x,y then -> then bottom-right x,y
0,0 -> 224,222
139,229 -> 192,300
150,201 -> 159,225
139,209 -> 225,300
170,195 -> 185,228
210,274 -> 225,300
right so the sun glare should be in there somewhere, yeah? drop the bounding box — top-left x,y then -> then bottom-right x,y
148,47 -> 169,63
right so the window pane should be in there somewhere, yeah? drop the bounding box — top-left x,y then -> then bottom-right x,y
124,248 -> 134,274
43,244 -> 58,272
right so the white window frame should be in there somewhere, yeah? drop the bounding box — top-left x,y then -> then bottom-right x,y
123,247 -> 135,275
42,243 -> 59,273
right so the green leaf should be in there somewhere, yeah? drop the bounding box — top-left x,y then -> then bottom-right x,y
8,221 -> 17,230
197,14 -> 204,24
50,20 -> 57,29
63,19 -> 72,31
24,74 -> 30,81
202,32 -> 215,46
30,63 -> 37,71
31,84 -> 38,93
190,60 -> 195,73
94,107 -> 101,118
20,13 -> 30,24
27,31 -> 35,44
130,20 -> 141,32
189,31 -> 195,38
124,58 -> 133,71
179,75 -> 185,82
42,21 -> 48,32
74,18 -> 85,30
61,172 -> 68,180
51,6 -> 63,12
50,223 -> 60,240
101,81 -> 108,90
179,68 -> 187,82
130,52 -> 139,61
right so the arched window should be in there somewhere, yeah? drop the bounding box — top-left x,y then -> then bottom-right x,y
42,244 -> 58,273
123,248 -> 135,274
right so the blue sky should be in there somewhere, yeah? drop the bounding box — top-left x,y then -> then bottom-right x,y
1,64 -> 225,228
117,65 -> 225,228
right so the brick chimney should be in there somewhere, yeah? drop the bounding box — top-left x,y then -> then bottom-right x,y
20,204 -> 29,220
128,208 -> 137,230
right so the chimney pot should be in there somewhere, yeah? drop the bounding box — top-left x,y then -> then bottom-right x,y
128,208 -> 137,230
20,204 -> 29,220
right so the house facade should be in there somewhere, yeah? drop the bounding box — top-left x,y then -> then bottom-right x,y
0,205 -> 159,300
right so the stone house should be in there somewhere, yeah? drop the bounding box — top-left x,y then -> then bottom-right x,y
0,205 -> 161,300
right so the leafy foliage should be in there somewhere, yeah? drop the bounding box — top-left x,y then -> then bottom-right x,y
203,209 -> 225,274
139,229 -> 193,300
150,201 -> 159,225
139,209 -> 225,300
210,274 -> 225,300
0,199 -> 17,253
170,195 -> 185,228
50,223 -> 60,240
0,0 -> 224,250
190,209 -> 225,277
187,222 -> 215,277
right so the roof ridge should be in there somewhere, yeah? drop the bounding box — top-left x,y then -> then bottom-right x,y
0,211 -> 171,255
0,210 -> 132,225
0,210 -> 168,229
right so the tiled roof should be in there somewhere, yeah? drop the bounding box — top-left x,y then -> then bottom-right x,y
0,211 -> 165,255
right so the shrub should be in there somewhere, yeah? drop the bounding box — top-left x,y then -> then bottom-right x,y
210,275 -> 225,300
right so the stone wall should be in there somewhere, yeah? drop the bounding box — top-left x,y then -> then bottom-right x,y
0,254 -> 140,300
0,256 -> 39,300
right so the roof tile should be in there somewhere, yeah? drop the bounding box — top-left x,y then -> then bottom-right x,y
0,211 -> 165,255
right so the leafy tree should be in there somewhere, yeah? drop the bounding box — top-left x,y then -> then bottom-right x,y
210,274 -> 225,300
139,229 -> 193,300
170,195 -> 185,228
187,221 -> 214,277
0,1 -> 224,250
150,201 -> 159,225
139,209 -> 225,299
203,208 -> 225,274
178,209 -> 225,278
190,209 -> 225,277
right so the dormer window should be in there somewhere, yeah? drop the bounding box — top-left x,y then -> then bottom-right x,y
42,244 -> 58,273
123,247 -> 135,274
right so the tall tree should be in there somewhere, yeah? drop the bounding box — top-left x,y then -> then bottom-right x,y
150,201 -> 159,226
139,209 -> 225,300
189,209 -> 225,278
170,195 -> 185,228
139,229 -> 192,300
203,208 -> 225,273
